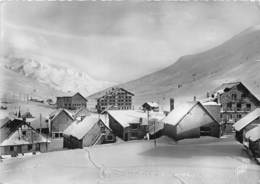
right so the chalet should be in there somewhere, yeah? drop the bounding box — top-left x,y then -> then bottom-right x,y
0,117 -> 49,156
162,101 -> 220,141
96,87 -> 134,113
245,125 -> 260,157
142,102 -> 159,112
233,108 -> 260,146
107,110 -> 148,141
63,115 -> 115,149
56,92 -> 87,110
210,82 -> 260,132
49,109 -> 74,139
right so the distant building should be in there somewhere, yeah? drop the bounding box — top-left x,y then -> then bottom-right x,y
63,115 -> 115,149
56,92 -> 87,110
162,101 -> 220,141
0,117 -> 49,156
96,88 -> 134,113
233,108 -> 260,147
210,82 -> 260,132
142,102 -> 159,112
107,110 -> 149,141
49,109 -> 74,139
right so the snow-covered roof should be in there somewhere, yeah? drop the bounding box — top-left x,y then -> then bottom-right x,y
49,109 -> 74,121
233,108 -> 260,131
201,101 -> 220,106
63,115 -> 100,140
107,110 -> 149,128
26,116 -> 49,129
143,102 -> 159,108
245,125 -> 260,142
0,129 -> 49,146
162,101 -> 217,126
162,102 -> 198,126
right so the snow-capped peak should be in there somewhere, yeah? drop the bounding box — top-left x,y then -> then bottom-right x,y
4,56 -> 115,96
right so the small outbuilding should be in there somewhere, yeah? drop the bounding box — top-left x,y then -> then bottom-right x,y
63,115 -> 115,149
233,108 -> 260,146
245,125 -> 260,157
142,102 -> 159,112
162,101 -> 220,141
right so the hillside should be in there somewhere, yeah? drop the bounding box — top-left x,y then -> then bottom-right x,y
89,25 -> 260,110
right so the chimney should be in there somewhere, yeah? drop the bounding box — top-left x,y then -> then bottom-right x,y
193,96 -> 197,101
170,98 -> 174,111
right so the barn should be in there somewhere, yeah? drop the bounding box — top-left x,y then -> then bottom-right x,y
162,101 -> 220,141
233,108 -> 260,146
63,115 -> 115,149
49,109 -> 74,139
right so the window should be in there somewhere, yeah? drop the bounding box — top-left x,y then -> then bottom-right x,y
107,135 -> 113,140
241,93 -> 246,98
236,103 -> 241,111
55,133 -> 59,138
237,114 -> 242,119
231,94 -> 237,100
246,104 -> 251,111
22,131 -> 26,136
28,144 -> 32,151
10,146 -> 14,151
227,103 -> 232,110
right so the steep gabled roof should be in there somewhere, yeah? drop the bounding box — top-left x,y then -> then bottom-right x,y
162,101 -> 218,126
211,81 -> 260,103
245,125 -> 260,142
142,102 -> 159,108
233,108 -> 260,131
49,109 -> 74,121
73,92 -> 88,102
63,115 -> 99,140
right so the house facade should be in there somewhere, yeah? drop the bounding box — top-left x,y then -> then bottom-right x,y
63,115 -> 115,149
0,117 -> 49,156
49,109 -> 74,138
162,101 -> 220,141
142,102 -> 159,112
56,92 -> 87,110
108,110 -> 149,141
211,82 -> 260,132
96,88 -> 134,113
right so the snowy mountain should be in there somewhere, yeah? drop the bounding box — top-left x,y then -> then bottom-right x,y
90,25 -> 260,109
2,55 -> 115,98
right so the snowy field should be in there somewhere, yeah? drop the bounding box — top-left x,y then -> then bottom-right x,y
0,136 -> 260,184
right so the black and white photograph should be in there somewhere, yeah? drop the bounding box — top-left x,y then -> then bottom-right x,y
0,1 -> 260,183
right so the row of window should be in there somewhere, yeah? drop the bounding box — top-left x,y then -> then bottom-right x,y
225,103 -> 251,111
230,93 -> 247,101
9,144 -> 33,152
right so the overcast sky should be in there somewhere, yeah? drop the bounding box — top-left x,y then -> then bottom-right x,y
1,1 -> 260,83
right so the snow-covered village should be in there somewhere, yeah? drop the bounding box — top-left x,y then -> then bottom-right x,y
1,1 -> 260,184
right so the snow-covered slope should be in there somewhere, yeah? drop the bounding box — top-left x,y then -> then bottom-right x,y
0,136 -> 259,184
3,55 -> 115,97
90,25 -> 260,109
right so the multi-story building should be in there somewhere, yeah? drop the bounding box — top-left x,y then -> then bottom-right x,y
56,92 -> 87,110
210,82 -> 260,131
96,88 -> 134,113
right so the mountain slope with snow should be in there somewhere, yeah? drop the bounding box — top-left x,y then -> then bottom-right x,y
1,55 -> 115,100
90,25 -> 260,109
